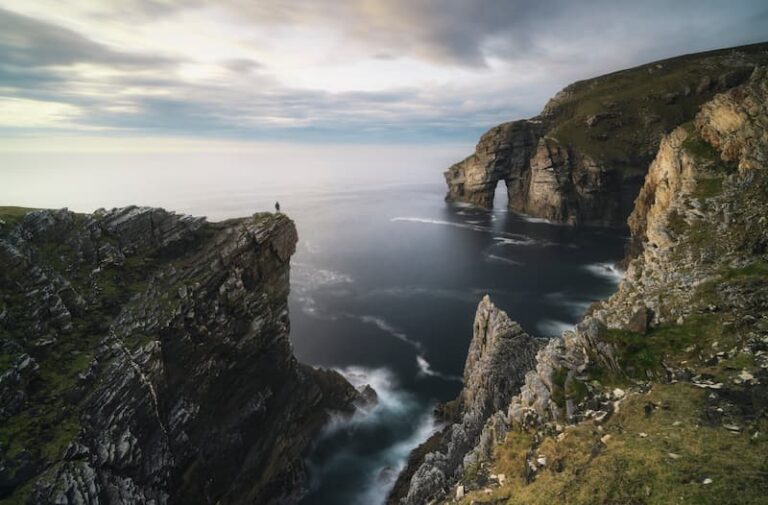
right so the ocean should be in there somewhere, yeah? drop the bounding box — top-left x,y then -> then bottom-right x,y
1,146 -> 627,504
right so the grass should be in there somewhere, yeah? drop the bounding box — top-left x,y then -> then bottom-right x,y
460,383 -> 768,505
545,43 -> 768,168
0,207 -> 38,226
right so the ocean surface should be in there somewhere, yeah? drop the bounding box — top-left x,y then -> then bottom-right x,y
1,148 -> 627,504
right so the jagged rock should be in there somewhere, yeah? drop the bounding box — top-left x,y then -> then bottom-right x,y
390,296 -> 541,505
0,208 -> 361,504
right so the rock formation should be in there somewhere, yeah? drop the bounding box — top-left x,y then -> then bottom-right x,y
388,296 -> 542,505
0,207 -> 363,504
396,66 -> 768,505
445,42 -> 768,226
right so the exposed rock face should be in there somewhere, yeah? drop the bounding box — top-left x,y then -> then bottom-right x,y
398,65 -> 768,505
445,120 -> 541,208
445,43 -> 768,226
0,207 -> 360,504
389,296 -> 542,505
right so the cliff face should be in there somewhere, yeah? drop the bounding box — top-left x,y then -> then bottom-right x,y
0,207 -> 360,505
398,67 -> 768,505
445,42 -> 768,226
388,297 -> 541,505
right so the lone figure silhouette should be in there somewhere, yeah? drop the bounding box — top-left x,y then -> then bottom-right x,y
275,201 -> 281,213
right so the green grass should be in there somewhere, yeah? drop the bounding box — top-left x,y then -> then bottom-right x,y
545,43 -> 768,168
460,383 -> 768,505
0,207 -> 38,227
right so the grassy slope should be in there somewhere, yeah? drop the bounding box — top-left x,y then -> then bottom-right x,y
454,94 -> 768,504
544,42 -> 768,171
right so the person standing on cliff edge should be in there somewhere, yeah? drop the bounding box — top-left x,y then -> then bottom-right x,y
275,201 -> 281,213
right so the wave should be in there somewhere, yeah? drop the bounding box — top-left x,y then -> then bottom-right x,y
305,367 -> 440,505
391,217 -> 542,246
354,315 -> 425,353
416,356 -> 462,382
582,262 -> 624,284
544,291 -> 593,318
536,319 -> 575,337
291,262 -> 354,318
485,253 -> 523,266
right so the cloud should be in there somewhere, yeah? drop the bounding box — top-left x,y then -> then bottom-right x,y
0,1 -> 766,142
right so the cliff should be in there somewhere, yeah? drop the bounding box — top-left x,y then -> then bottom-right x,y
396,67 -> 768,504
387,297 -> 541,505
0,207 -> 362,504
445,42 -> 768,226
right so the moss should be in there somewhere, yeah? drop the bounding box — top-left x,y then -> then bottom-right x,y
682,131 -> 720,162
550,368 -> 568,407
693,177 -> 723,199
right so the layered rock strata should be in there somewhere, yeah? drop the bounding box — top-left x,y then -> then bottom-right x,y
445,42 -> 768,226
397,66 -> 768,505
0,207 -> 361,504
389,296 -> 542,505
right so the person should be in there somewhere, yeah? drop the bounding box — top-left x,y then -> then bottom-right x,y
275,201 -> 281,213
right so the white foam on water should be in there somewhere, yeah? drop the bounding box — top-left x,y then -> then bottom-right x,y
391,217 -> 543,247
307,367 -> 440,505
360,286 -> 479,303
492,235 -> 539,247
544,291 -> 593,318
583,262 -> 624,285
416,355 -> 462,382
291,262 -> 354,318
354,314 -> 425,353
536,319 -> 575,337
485,253 -> 524,266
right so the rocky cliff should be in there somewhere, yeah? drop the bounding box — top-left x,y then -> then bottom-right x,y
445,42 -> 768,226
388,297 -> 541,505
0,207 -> 362,505
397,67 -> 768,505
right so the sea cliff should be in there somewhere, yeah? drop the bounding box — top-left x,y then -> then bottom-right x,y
0,207 -> 362,504
394,66 -> 768,505
445,42 -> 768,226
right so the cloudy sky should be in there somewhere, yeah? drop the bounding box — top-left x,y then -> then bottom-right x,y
1,0 -> 767,147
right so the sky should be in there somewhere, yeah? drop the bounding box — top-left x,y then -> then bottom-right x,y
1,0 -> 767,149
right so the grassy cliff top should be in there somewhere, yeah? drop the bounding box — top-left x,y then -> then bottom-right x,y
542,42 -> 768,168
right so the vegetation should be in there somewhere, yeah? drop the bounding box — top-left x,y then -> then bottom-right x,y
546,43 -> 768,167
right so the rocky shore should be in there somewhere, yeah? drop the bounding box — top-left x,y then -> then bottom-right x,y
393,66 -> 768,505
0,207 -> 364,504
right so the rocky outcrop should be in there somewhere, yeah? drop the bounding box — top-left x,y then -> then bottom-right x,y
445,42 -> 768,226
399,65 -> 768,505
0,207 -> 362,504
389,296 -> 541,505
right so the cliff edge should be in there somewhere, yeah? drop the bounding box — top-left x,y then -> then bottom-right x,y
0,207 -> 361,504
445,42 -> 768,226
397,66 -> 768,505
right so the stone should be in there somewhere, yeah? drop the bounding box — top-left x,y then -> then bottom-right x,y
0,207 -> 362,505
393,296 -> 541,505
627,306 -> 654,334
456,485 -> 465,499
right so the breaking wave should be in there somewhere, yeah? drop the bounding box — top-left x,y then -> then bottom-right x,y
304,367 -> 439,505
416,356 -> 462,382
582,262 -> 624,285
